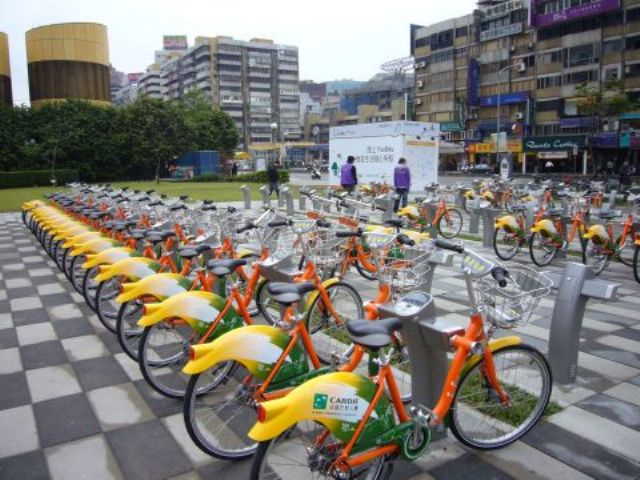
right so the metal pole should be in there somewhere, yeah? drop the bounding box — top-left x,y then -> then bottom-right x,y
496,75 -> 501,168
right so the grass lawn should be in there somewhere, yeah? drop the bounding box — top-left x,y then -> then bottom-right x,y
0,181 -> 295,213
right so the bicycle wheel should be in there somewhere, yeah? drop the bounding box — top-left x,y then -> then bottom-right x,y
95,278 -> 122,333
582,239 -> 609,276
633,245 -> 640,283
615,235 -> 634,267
184,362 -> 259,460
256,280 -> 283,326
528,232 -> 557,267
116,300 -> 145,361
52,240 -> 66,271
250,421 -> 386,480
82,266 -> 100,312
493,228 -> 521,261
306,282 -> 363,364
438,208 -> 463,238
69,254 -> 87,294
449,344 -> 552,450
138,321 -> 194,399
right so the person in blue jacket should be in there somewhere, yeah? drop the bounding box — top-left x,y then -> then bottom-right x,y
340,156 -> 358,194
393,157 -> 411,211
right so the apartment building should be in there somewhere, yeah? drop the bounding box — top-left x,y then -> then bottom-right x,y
154,36 -> 300,150
413,0 -> 640,173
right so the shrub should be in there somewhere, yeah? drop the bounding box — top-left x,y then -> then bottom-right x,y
189,170 -> 289,183
0,169 -> 79,189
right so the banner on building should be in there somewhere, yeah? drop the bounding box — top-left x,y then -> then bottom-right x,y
163,35 -> 188,51
523,136 -> 585,152
468,59 -> 480,107
531,0 -> 620,28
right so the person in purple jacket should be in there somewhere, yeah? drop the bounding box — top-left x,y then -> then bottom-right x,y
393,157 -> 411,211
340,156 -> 358,194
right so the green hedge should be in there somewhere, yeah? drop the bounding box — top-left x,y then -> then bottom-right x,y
191,170 -> 290,183
0,169 -> 79,189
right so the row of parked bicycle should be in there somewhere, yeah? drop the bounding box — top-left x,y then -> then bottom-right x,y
22,183 -> 553,479
365,177 -> 640,280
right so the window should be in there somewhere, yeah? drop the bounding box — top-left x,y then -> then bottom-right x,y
562,68 -> 599,85
455,26 -> 468,37
628,7 -> 640,23
455,47 -> 467,60
537,75 -> 561,89
415,36 -> 430,49
627,63 -> 640,78
603,65 -> 620,80
627,35 -> 640,51
603,39 -> 622,55
538,50 -> 562,64
564,44 -> 598,68
537,98 -> 563,112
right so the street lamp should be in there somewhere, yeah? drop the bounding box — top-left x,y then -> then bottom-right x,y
496,62 -> 525,167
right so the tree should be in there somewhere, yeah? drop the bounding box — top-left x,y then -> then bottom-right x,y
576,79 -> 638,173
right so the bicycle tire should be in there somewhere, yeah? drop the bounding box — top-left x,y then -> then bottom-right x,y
528,231 -> 557,267
82,266 -> 100,312
493,228 -> 521,261
354,256 -> 377,281
437,208 -> 463,239
633,245 -> 640,283
306,282 -> 363,364
115,300 -> 145,361
69,254 -> 86,294
94,279 -> 121,333
256,279 -> 282,326
448,344 -> 552,450
582,239 -> 609,276
250,422 -> 385,480
615,235 -> 634,267
183,362 -> 258,460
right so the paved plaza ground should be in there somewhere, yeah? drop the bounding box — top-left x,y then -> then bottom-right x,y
0,208 -> 639,479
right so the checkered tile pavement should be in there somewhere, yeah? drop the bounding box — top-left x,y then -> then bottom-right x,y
1,210 -> 639,480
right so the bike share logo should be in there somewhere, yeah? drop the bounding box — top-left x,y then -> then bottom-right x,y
312,392 -> 360,416
313,393 -> 328,410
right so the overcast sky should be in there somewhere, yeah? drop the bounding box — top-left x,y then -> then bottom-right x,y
1,0 -> 477,105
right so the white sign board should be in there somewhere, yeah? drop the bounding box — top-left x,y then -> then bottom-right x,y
329,121 -> 439,192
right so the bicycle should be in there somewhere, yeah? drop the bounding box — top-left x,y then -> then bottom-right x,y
248,239 -> 553,479
398,189 -> 464,238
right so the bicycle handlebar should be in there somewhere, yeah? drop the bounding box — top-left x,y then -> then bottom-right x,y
435,238 -> 465,253
491,266 -> 509,288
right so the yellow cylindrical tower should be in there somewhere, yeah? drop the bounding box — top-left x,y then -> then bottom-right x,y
26,22 -> 111,107
0,32 -> 12,105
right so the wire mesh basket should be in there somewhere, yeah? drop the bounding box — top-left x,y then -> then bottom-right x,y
377,244 -> 433,292
302,227 -> 349,266
474,265 -> 552,329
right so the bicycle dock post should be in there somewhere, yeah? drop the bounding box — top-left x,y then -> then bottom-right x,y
239,185 -> 251,210
422,250 -> 454,292
282,189 -> 294,216
381,193 -> 396,223
481,208 -> 500,248
454,187 -> 465,208
259,185 -> 271,209
278,186 -> 288,208
469,197 -> 482,234
298,188 -> 307,211
545,262 -> 620,384
378,292 -> 464,440
524,204 -> 537,230
423,201 -> 439,239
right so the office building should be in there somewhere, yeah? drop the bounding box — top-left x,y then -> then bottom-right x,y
412,0 -> 640,172
25,22 -> 111,107
0,32 -> 12,105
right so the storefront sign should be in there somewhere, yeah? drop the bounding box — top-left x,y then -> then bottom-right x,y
531,0 -> 620,28
538,151 -> 569,159
469,140 -> 522,154
523,136 -> 585,152
593,133 -> 618,148
440,121 -> 464,132
620,131 -> 640,148
480,92 -> 529,107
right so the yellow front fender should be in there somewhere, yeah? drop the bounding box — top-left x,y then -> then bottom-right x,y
530,218 -> 556,235
136,290 -> 221,328
70,237 -> 121,257
54,225 -> 92,242
82,247 -> 139,270
461,336 -> 522,377
94,257 -> 161,283
63,231 -> 102,249
494,215 -> 519,231
305,277 -> 340,311
116,273 -> 192,303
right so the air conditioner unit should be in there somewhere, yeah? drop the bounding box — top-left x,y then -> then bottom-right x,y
515,112 -> 524,120
420,61 -> 427,68
417,80 -> 424,88
516,62 -> 527,73
528,42 -> 534,49
510,45 -> 516,53
415,98 -> 422,105
625,65 -> 631,74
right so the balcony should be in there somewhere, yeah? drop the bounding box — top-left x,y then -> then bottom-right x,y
535,111 -> 559,122
278,63 -> 298,71
536,87 -> 562,98
626,77 -> 640,89
218,58 -> 242,66
278,74 -> 298,82
537,62 -> 562,75
196,69 -> 210,80
626,49 -> 640,62
249,70 -> 271,78
250,82 -> 271,89
219,80 -> 241,88
537,37 -> 562,51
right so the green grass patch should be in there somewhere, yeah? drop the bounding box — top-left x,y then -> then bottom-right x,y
0,181 -> 299,213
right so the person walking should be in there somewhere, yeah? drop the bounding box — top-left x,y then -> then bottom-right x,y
231,162 -> 238,177
544,159 -> 554,174
393,157 -> 411,212
267,161 -> 280,198
340,156 -> 358,194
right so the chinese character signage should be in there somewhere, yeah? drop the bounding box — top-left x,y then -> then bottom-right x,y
163,35 -> 188,51
531,0 -> 620,28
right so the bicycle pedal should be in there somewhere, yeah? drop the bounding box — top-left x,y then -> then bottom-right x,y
410,404 -> 435,426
